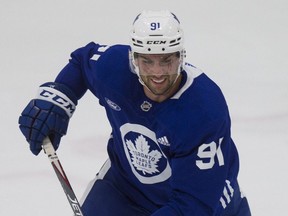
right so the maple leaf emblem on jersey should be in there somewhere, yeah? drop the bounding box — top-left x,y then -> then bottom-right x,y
126,135 -> 162,175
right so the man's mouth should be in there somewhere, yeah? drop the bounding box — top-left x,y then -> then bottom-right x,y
151,77 -> 165,84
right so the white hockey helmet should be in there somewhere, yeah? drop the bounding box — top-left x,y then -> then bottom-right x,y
130,10 -> 184,54
129,10 -> 185,78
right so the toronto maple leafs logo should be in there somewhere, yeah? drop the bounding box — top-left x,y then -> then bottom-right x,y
120,123 -> 171,184
126,135 -> 162,175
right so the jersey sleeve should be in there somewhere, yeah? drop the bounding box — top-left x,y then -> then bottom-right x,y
54,42 -> 133,104
54,42 -> 107,100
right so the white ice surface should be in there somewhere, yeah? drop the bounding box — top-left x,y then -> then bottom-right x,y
1,0 -> 287,215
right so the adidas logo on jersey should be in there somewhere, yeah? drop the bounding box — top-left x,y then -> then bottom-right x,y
157,136 -> 170,146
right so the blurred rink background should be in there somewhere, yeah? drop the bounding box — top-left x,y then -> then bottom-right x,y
1,0 -> 287,215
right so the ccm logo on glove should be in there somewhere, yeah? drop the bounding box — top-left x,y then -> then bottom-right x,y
37,86 -> 76,118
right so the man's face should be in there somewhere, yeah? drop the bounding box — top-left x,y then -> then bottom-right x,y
135,52 -> 180,96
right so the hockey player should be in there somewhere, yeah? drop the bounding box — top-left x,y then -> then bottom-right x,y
19,10 -> 251,215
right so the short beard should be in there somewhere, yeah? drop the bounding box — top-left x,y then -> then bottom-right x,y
140,73 -> 180,96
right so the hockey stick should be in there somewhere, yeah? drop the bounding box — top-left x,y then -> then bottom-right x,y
42,137 -> 84,216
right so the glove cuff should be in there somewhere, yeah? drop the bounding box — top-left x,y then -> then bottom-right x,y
36,82 -> 78,118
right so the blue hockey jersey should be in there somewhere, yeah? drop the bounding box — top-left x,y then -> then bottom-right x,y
55,42 -> 242,215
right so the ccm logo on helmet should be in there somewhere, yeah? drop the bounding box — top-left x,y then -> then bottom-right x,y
147,41 -> 167,44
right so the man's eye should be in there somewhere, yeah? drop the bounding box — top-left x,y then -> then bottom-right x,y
143,60 -> 152,64
161,59 -> 172,65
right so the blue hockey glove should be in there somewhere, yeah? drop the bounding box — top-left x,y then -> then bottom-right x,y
19,82 -> 78,155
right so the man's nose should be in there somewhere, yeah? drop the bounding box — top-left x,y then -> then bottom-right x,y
150,63 -> 164,75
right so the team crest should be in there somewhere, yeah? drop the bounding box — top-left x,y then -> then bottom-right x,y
126,135 -> 162,175
120,123 -> 171,184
